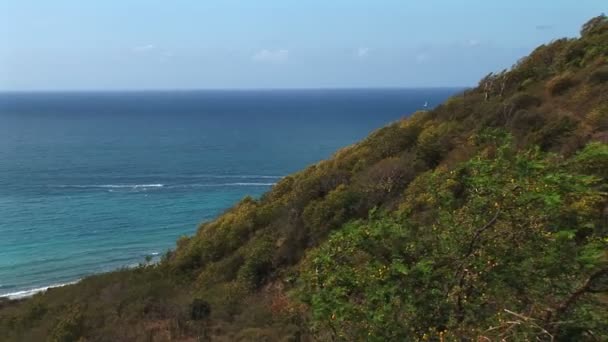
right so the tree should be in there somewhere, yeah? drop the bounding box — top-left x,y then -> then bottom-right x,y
300,137 -> 608,341
581,14 -> 608,36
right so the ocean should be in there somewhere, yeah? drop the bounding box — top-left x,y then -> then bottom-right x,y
0,88 -> 458,298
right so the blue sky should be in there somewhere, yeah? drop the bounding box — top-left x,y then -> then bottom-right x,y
0,1 -> 605,90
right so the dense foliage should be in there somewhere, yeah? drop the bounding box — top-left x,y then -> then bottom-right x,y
1,15 -> 607,341
301,135 -> 608,341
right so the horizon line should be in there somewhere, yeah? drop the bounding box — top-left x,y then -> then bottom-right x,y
0,86 -> 470,94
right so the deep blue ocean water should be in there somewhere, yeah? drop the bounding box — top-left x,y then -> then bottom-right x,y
0,88 -> 457,298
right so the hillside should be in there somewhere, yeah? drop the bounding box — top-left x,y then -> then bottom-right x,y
1,16 -> 608,341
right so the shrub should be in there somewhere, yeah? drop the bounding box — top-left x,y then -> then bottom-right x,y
530,115 -> 579,150
512,39 -> 570,81
546,73 -> 577,96
354,156 -> 419,198
50,306 -> 84,342
571,142 -> 608,179
197,254 -> 245,286
362,123 -> 420,159
190,298 -> 211,320
23,301 -> 48,324
588,66 -> 608,84
302,185 -> 361,241
508,110 -> 546,134
234,327 -> 281,341
300,139 -> 608,341
416,121 -> 459,167
586,105 -> 608,131
555,40 -> 586,70
519,77 -> 535,90
236,235 -> 275,289
581,15 -> 608,37
508,93 -> 542,110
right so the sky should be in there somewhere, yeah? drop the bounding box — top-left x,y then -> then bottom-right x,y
0,1 -> 606,90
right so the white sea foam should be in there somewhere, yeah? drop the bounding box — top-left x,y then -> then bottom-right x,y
53,182 -> 276,190
98,174 -> 283,179
1,280 -> 80,300
228,182 -> 276,186
184,182 -> 276,187
201,175 -> 282,179
54,184 -> 164,189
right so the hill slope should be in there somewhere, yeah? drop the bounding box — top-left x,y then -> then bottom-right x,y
1,16 -> 608,341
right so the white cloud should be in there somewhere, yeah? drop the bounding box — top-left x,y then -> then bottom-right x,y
252,49 -> 289,63
356,47 -> 370,58
132,44 -> 156,53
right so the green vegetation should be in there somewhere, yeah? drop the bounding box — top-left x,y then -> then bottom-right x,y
301,136 -> 608,340
1,15 -> 607,341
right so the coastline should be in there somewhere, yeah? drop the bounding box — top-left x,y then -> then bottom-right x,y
0,280 -> 81,300
0,255 -> 164,301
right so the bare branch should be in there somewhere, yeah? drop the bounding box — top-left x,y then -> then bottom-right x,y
546,267 -> 608,323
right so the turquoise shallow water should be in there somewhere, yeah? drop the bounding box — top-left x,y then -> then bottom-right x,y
0,88 -> 457,298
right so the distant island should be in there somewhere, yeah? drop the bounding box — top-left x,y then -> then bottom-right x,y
1,15 -> 608,341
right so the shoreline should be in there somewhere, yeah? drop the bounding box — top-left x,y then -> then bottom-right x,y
0,280 -> 81,300
0,256 -> 163,301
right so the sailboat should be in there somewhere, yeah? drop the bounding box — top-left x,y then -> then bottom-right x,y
423,101 -> 428,109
